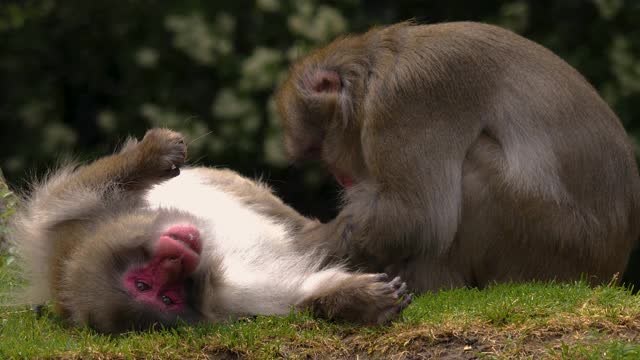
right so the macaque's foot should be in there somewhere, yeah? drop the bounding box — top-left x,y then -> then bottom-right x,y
307,273 -> 412,325
124,128 -> 187,183
362,273 -> 413,324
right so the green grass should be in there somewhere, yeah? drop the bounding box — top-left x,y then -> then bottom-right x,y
2,255 -> 640,360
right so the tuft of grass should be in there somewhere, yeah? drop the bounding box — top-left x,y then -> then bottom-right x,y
0,169 -> 17,252
553,339 -> 640,359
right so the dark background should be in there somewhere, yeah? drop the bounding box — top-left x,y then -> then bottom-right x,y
1,1 -> 639,282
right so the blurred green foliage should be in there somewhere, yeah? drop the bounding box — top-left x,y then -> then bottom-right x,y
0,0 -> 639,285
0,0 -> 638,221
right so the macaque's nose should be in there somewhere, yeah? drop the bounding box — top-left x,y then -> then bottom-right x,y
155,234 -> 200,277
162,256 -> 184,283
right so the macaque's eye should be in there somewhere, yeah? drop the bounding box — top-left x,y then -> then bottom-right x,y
135,280 -> 150,291
160,295 -> 173,305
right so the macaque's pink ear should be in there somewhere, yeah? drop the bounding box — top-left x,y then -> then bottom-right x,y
304,69 -> 342,93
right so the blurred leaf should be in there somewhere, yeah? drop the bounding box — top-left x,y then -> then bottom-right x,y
165,12 -> 235,65
594,0 -> 623,20
257,0 -> 281,13
240,47 -> 284,91
497,1 -> 529,32
288,3 -> 347,42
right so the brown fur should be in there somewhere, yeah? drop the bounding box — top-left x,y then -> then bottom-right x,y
276,22 -> 640,291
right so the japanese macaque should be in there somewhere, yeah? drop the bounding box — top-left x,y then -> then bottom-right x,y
9,129 -> 411,333
275,21 -> 640,291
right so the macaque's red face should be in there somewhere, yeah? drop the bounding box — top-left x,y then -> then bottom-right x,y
123,225 -> 202,312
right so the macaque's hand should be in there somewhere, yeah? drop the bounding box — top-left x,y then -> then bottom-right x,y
135,128 -> 187,179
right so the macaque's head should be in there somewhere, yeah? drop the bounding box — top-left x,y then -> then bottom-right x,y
276,40 -> 371,188
58,210 -> 209,333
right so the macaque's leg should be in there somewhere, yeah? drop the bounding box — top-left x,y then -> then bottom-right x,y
297,270 -> 412,324
384,258 -> 467,292
296,111 -> 476,270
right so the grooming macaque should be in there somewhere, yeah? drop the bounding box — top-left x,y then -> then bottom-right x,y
9,129 -> 410,333
276,22 -> 640,291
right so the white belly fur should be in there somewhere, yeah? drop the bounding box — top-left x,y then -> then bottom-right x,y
144,169 -> 325,316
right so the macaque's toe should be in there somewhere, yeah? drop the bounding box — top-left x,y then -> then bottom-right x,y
372,275 -> 412,324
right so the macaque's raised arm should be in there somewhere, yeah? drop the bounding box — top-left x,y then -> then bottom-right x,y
53,129 -> 185,198
20,129 -> 186,228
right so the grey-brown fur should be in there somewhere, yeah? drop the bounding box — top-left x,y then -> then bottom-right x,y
9,129 -> 411,333
276,22 -> 640,291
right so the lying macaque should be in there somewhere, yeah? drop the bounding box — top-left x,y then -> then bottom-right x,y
9,128 -> 411,333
